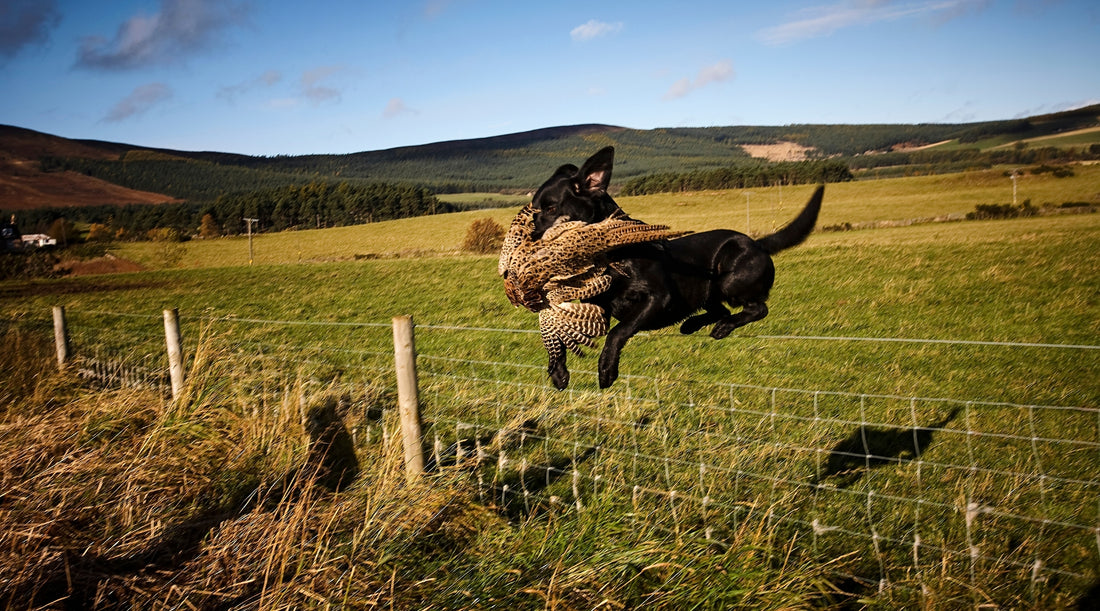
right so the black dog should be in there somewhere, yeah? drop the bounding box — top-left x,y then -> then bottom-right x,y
529,146 -> 823,389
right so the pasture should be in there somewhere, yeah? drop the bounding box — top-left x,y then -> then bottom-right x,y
1,167 -> 1098,608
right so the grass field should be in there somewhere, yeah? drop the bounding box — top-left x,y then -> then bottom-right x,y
2,166 -> 1099,608
924,125 -> 1100,153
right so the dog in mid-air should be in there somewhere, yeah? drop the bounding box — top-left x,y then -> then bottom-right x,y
526,146 -> 823,390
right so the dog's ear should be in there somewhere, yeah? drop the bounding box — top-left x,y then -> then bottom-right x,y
576,146 -> 614,195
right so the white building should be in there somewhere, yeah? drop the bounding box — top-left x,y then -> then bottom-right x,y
21,234 -> 57,248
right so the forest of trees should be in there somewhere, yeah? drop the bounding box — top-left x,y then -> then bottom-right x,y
40,152 -> 318,204
620,159 -> 853,195
14,181 -> 445,241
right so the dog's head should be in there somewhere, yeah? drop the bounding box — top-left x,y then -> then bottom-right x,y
530,146 -> 625,239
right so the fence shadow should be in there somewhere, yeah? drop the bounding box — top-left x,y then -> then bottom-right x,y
492,445 -> 599,521
424,417 -> 600,521
815,406 -> 961,487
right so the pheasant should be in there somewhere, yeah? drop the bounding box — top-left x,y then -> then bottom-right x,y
498,203 -> 684,362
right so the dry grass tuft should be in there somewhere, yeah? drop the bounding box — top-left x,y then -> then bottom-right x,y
0,327 -> 487,609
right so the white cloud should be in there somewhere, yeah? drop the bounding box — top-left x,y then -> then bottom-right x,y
663,60 -> 734,100
218,70 -> 282,102
103,82 -> 172,122
0,0 -> 61,61
383,98 -> 417,118
570,19 -> 623,41
77,0 -> 249,70
301,65 -> 345,104
758,0 -> 989,46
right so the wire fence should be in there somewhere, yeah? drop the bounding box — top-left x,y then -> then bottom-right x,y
25,307 -> 1100,605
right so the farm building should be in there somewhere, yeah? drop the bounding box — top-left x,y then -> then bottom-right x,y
21,234 -> 57,248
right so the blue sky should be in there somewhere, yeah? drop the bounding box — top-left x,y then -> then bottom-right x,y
2,0 -> 1097,156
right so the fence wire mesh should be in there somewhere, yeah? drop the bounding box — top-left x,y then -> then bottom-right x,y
42,308 -> 1100,604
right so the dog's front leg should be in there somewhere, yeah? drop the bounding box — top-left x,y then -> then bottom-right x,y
597,324 -> 630,389
548,352 -> 570,390
599,293 -> 669,389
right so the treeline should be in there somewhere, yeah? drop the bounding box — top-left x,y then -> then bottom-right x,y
210,181 -> 444,233
32,106 -> 1100,197
620,159 -> 853,196
10,181 -> 445,240
848,144 -> 1100,176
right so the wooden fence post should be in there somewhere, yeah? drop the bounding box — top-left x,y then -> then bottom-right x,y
52,306 -> 69,370
163,308 -> 184,399
392,315 -> 424,480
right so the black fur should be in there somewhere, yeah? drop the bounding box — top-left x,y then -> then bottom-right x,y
530,146 -> 823,390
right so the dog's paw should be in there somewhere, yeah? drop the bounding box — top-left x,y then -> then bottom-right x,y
598,367 -> 618,389
549,365 -> 570,390
710,323 -> 733,339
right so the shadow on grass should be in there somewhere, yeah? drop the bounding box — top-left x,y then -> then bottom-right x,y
424,417 -> 599,521
815,406 -> 961,488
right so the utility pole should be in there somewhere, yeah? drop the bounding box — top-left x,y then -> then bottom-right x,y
244,218 -> 258,265
1010,170 -> 1019,206
743,191 -> 753,235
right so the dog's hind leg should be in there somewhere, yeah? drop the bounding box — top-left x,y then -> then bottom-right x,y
710,302 -> 768,339
680,304 -> 729,335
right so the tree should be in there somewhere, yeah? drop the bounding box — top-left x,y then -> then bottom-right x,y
47,218 -> 78,246
199,213 -> 220,239
147,227 -> 186,268
462,218 -> 505,254
87,223 -> 113,242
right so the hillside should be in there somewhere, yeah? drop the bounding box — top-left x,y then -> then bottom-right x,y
2,104 -> 1098,214
0,125 -> 181,210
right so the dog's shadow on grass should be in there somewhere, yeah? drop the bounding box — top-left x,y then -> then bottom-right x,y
814,406 -> 962,488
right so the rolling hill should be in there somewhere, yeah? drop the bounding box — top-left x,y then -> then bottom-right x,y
2,104 -> 1098,214
0,125 -> 181,211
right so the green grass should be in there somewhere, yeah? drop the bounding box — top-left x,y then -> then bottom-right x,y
3,167 -> 1099,608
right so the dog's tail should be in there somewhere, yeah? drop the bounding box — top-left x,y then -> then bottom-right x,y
756,184 -> 824,255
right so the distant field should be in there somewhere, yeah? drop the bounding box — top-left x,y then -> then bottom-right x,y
926,126 -> 1100,153
989,125 -> 1100,150
102,164 -> 1100,269
8,210 -> 1098,406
